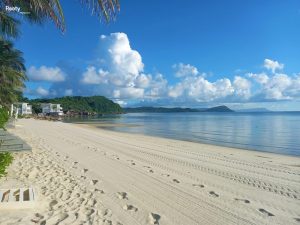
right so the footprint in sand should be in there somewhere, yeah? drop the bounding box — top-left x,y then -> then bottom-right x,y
172,179 -> 180,183
258,208 -> 274,216
49,200 -> 58,209
73,161 -> 78,165
31,213 -> 44,223
294,218 -> 300,222
46,213 -> 69,225
123,204 -> 138,212
161,173 -> 170,177
143,166 -> 151,169
82,168 -> 88,173
101,208 -> 112,217
256,155 -> 270,159
131,162 -> 136,166
234,198 -> 250,203
209,191 -> 219,197
149,212 -> 161,224
148,169 -> 154,173
116,192 -> 128,199
192,184 -> 204,188
34,213 -> 44,219
94,188 -> 105,194
90,180 -> 99,185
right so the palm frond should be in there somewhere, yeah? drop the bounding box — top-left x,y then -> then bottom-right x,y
0,11 -> 20,38
3,0 -> 65,32
0,38 -> 26,106
80,0 -> 120,22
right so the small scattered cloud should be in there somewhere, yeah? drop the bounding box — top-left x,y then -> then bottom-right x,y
27,66 -> 66,82
36,87 -> 49,96
64,89 -> 73,96
25,86 -> 54,97
263,59 -> 284,73
172,63 -> 199,77
248,72 -> 269,84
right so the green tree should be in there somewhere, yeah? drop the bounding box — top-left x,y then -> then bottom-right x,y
31,102 -> 42,113
0,37 -> 26,106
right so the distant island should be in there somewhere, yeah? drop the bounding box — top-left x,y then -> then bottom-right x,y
27,96 -> 123,115
124,105 -> 234,113
201,105 -> 234,112
24,96 -> 235,115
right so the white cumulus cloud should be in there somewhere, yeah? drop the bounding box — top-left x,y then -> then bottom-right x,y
98,32 -> 144,85
27,33 -> 300,106
233,76 -> 252,99
249,73 -> 300,100
81,67 -> 109,84
80,33 -> 167,101
113,87 -> 144,99
168,76 -> 234,102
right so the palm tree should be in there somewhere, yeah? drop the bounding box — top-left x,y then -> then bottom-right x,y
1,0 -> 120,37
0,0 -> 120,105
0,37 -> 26,106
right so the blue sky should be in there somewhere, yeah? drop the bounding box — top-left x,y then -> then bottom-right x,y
13,0 -> 300,110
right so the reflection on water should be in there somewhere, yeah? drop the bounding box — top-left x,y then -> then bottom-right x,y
64,112 -> 300,156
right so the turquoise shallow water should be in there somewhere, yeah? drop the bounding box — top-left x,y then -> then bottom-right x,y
64,112 -> 300,156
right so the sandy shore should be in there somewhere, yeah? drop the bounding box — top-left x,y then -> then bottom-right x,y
0,118 -> 299,225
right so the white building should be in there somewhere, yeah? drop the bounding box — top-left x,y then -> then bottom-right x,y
14,103 -> 32,115
41,103 -> 64,116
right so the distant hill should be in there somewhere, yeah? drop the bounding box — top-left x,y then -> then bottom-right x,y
124,105 -> 234,113
29,96 -> 123,114
237,108 -> 272,113
200,105 -> 234,112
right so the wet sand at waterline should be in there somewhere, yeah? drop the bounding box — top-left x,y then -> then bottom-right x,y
0,118 -> 299,225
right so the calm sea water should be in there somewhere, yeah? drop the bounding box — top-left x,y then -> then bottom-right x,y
64,112 -> 300,156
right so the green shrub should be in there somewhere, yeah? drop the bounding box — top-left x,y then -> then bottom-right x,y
0,152 -> 13,179
0,107 -> 12,178
0,107 -> 9,129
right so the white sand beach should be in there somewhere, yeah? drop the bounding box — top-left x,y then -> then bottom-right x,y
0,118 -> 299,225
